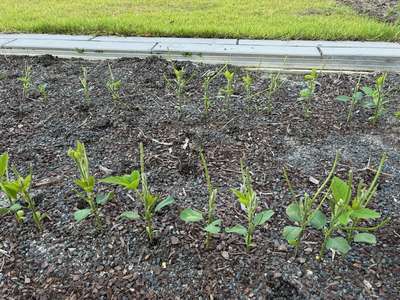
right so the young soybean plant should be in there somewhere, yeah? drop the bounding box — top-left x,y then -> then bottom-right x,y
106,64 -> 122,102
299,68 -> 318,119
68,141 -> 113,229
0,153 -> 47,231
264,71 -> 283,114
242,72 -> 253,110
202,65 -> 226,116
79,67 -> 90,103
18,63 -> 32,97
37,83 -> 48,103
361,73 -> 388,125
0,152 -> 25,224
225,161 -> 274,251
180,151 -> 221,248
221,69 -> 235,110
319,155 -> 389,259
336,75 -> 363,123
282,153 -> 339,255
101,143 -> 174,242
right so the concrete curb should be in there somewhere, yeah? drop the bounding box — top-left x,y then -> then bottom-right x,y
0,34 -> 399,72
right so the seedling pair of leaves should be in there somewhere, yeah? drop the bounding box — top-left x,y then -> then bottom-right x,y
220,69 -> 235,110
0,152 -> 47,231
282,153 -> 339,254
100,143 -> 174,241
319,155 -> 388,258
225,161 -> 274,251
299,68 -> 318,119
68,141 -> 113,229
361,74 -> 388,124
180,151 -> 221,248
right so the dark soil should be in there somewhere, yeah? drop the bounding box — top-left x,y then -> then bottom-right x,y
337,0 -> 400,23
1,55 -> 400,299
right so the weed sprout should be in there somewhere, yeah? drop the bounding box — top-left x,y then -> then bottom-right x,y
18,63 -> 32,97
299,68 -> 318,118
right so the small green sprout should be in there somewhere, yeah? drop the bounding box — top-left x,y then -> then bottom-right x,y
221,69 -> 235,110
18,63 -> 32,97
225,161 -> 274,251
106,64 -> 122,102
361,73 -> 388,125
242,73 -> 253,110
101,143 -> 174,242
319,155 -> 389,259
394,111 -> 400,120
0,153 -> 47,231
180,151 -> 221,248
202,65 -> 226,116
282,152 -> 339,255
37,83 -> 48,103
299,68 -> 318,119
79,67 -> 90,103
265,71 -> 283,114
336,75 -> 363,123
68,141 -> 112,229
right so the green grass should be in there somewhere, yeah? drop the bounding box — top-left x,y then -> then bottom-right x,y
0,0 -> 398,41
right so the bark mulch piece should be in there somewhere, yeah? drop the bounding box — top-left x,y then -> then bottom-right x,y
0,55 -> 400,299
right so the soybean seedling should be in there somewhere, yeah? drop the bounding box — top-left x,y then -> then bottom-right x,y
106,64 -> 122,102
242,72 -> 253,110
225,161 -> 274,251
18,63 -> 32,97
202,65 -> 226,116
68,141 -> 112,229
0,154 -> 47,231
336,75 -> 363,123
282,152 -> 339,255
79,67 -> 90,103
319,155 -> 389,259
0,152 -> 25,223
37,83 -> 48,103
180,151 -> 221,248
264,71 -> 283,114
101,143 -> 174,242
361,73 -> 388,125
299,68 -> 318,119
220,69 -> 235,110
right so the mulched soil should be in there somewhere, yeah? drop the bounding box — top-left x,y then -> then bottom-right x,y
1,55 -> 400,299
337,0 -> 399,22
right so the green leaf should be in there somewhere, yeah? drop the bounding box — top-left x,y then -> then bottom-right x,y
0,207 -> 9,216
253,209 -> 274,226
338,209 -> 353,225
96,192 -> 114,205
74,208 -> 91,222
351,208 -> 381,220
282,226 -> 302,244
119,210 -> 140,221
309,210 -> 327,229
1,182 -> 19,200
179,208 -> 203,223
9,203 -> 22,212
100,170 -> 140,191
154,196 -> 175,212
232,189 -> 249,207
0,152 -> 9,178
354,91 -> 364,101
336,95 -> 350,102
204,219 -> 222,234
331,176 -> 351,203
225,224 -> 247,236
326,237 -> 351,254
361,86 -> 374,96
286,202 -> 302,223
354,233 -> 377,245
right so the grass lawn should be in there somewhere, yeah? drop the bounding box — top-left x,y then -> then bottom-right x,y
0,0 -> 398,41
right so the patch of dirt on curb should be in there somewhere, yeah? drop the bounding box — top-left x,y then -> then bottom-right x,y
0,55 -> 400,299
337,0 -> 399,22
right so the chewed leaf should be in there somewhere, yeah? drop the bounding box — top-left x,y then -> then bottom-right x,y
179,208 -> 203,223
309,210 -> 326,229
286,202 -> 302,223
351,208 -> 381,220
282,226 -> 302,244
354,233 -> 376,245
155,196 -> 175,212
74,208 -> 91,222
225,224 -> 247,236
119,210 -> 140,221
326,237 -> 351,255
253,210 -> 274,226
204,219 -> 222,234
